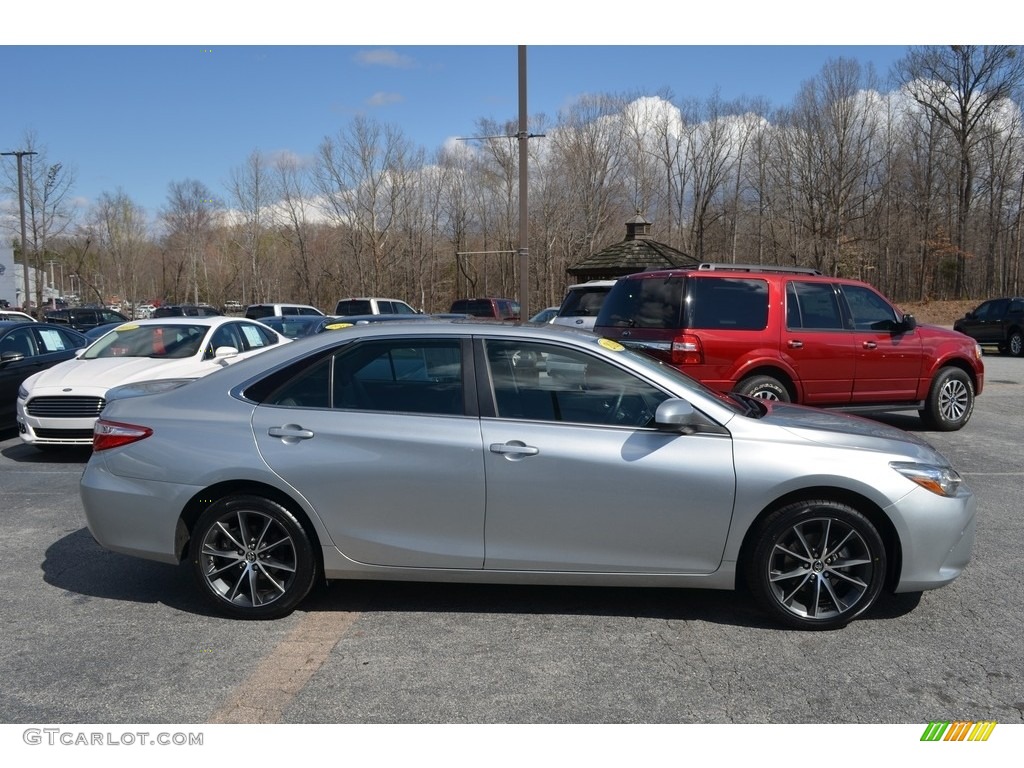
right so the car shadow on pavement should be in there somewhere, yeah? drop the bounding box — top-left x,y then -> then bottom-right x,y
0,438 -> 92,463
42,528 -> 216,617
300,575 -> 922,629
43,528 -> 924,630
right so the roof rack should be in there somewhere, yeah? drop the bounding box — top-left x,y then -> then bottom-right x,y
696,262 -> 822,275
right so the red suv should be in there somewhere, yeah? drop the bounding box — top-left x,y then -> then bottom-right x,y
594,263 -> 985,431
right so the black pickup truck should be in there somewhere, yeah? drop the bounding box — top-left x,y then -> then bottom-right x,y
954,297 -> 1024,356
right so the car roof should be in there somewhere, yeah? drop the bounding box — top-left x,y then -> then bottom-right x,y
325,313 -> 434,325
0,320 -> 87,335
337,297 -> 410,302
621,263 -> 835,281
107,316 -> 262,328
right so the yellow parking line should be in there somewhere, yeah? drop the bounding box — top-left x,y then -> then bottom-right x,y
208,610 -> 359,724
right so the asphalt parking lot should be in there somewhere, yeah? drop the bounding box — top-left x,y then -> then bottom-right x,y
1,354 -> 1022,725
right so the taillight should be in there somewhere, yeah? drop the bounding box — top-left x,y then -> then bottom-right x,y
671,333 -> 703,365
93,418 -> 153,451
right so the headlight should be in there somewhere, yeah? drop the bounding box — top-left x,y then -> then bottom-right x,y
890,462 -> 963,497
18,384 -> 29,399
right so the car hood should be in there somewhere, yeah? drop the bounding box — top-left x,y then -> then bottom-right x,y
757,401 -> 944,462
23,356 -> 215,395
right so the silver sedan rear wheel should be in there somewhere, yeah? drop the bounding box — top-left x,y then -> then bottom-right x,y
747,500 -> 886,630
189,495 -> 317,619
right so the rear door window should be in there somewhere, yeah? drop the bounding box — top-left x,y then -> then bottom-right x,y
687,278 -> 768,330
786,282 -> 844,330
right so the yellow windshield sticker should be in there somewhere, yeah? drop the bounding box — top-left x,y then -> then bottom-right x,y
598,338 -> 625,352
324,323 -> 353,330
116,324 -> 139,331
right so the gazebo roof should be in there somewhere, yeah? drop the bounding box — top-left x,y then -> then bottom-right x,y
566,214 -> 697,281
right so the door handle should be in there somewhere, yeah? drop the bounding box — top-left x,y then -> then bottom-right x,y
787,340 -> 804,349
268,425 -> 315,442
862,341 -> 877,350
489,441 -> 539,457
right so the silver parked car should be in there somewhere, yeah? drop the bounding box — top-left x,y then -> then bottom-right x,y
80,321 -> 975,629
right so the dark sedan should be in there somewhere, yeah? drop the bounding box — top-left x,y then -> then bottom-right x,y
0,321 -> 90,429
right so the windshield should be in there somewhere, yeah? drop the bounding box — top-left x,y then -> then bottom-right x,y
82,323 -> 208,359
612,342 -> 753,416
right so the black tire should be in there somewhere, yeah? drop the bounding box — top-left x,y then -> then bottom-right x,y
1008,330 -> 1023,357
734,374 -> 790,402
920,367 -> 974,431
189,495 -> 318,619
746,499 -> 886,630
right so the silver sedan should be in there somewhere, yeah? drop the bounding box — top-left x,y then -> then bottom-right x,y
80,321 -> 975,630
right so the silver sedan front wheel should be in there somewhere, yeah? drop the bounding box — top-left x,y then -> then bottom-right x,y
747,500 -> 886,630
189,495 -> 318,619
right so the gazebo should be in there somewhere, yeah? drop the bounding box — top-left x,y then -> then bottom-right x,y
566,214 -> 698,282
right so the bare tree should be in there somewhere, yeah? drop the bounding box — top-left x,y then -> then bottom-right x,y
315,116 -> 415,297
896,45 -> 1024,296
160,179 -> 221,304
227,150 -> 272,303
780,60 -> 883,274
548,94 -> 629,258
271,152 -> 323,306
93,189 -> 149,314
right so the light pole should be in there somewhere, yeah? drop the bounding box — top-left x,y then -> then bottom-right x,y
1,150 -> 37,310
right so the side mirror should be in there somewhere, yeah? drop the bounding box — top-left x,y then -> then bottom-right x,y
900,313 -> 917,332
654,398 -> 703,433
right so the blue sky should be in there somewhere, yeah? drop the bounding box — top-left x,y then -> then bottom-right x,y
0,1 -> 1004,223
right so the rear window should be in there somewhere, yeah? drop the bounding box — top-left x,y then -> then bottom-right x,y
451,300 -> 495,317
245,305 -> 274,319
597,278 -> 685,329
337,299 -> 372,315
558,286 -> 612,319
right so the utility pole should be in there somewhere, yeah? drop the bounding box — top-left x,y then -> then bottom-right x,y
1,150 -> 38,310
457,47 -> 542,321
517,45 -> 530,322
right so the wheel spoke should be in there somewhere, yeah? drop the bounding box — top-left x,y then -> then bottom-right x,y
205,554 -> 244,578
255,563 -> 288,595
214,520 -> 245,551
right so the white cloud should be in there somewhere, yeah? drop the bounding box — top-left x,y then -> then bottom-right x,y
354,49 -> 417,69
367,92 -> 404,107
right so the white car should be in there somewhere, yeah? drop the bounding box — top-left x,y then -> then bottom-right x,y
550,280 -> 617,331
17,316 -> 289,448
0,310 -> 38,323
